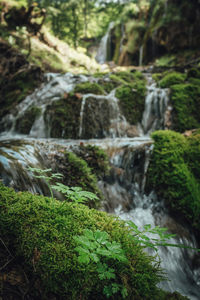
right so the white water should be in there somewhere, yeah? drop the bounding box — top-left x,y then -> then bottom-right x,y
141,74 -> 171,135
139,45 -> 144,66
95,22 -> 115,64
0,73 -> 88,136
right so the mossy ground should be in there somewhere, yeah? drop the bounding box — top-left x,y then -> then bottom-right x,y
0,183 -> 166,300
146,130 -> 200,231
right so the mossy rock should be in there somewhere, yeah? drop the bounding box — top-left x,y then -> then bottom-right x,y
54,151 -> 101,208
146,130 -> 200,231
15,106 -> 41,134
44,92 -> 82,138
80,96 -> 111,139
74,82 -> 105,95
159,72 -> 186,88
74,144 -> 110,179
116,80 -> 146,125
152,73 -> 162,83
98,78 -> 118,93
170,83 -> 200,132
0,183 -> 165,299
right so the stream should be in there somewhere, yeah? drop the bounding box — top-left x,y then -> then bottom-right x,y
0,72 -> 200,299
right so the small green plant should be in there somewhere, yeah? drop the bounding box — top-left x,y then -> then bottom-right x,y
51,183 -> 99,204
74,223 -> 200,298
28,167 -> 98,204
127,222 -> 184,251
74,229 -> 128,299
28,167 -> 63,198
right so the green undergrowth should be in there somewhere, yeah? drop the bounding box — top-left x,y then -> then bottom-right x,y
0,183 -> 167,300
157,69 -> 200,132
115,71 -> 146,124
54,151 -> 101,208
146,130 -> 200,231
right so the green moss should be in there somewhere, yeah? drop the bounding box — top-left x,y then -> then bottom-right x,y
74,82 -> 105,95
44,93 -> 82,138
0,183 -> 164,299
109,74 -> 127,85
99,79 -> 117,93
15,106 -> 41,134
146,130 -> 200,231
155,55 -> 176,67
115,74 -> 146,125
159,72 -> 186,88
60,151 -> 101,207
75,144 -> 110,179
152,73 -> 162,83
170,83 -> 200,132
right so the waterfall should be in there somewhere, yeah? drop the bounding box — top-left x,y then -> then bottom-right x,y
1,71 -> 200,299
78,89 -> 129,139
0,73 -> 88,138
141,74 -> 171,135
139,45 -> 143,66
95,22 -> 115,64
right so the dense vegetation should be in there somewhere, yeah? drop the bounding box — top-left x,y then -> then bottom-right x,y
146,130 -> 200,231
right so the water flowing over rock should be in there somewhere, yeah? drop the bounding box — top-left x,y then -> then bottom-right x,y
95,22 -> 115,64
78,90 -> 130,139
0,72 -> 88,138
141,74 -> 172,135
0,70 -> 200,299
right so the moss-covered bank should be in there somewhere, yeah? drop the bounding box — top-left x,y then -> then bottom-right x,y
146,130 -> 200,231
0,183 -> 169,300
157,69 -> 200,132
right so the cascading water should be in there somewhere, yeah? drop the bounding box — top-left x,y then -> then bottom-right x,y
95,22 -> 115,64
141,73 -> 172,135
0,71 -> 200,299
139,45 -> 144,67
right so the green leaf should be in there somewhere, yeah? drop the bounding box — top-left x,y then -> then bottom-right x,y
121,286 -> 128,299
96,248 -> 111,257
83,229 -> 95,240
94,230 -> 109,243
89,253 -> 99,263
74,246 -> 90,255
78,255 -> 90,264
144,224 -> 151,230
111,283 -> 120,293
